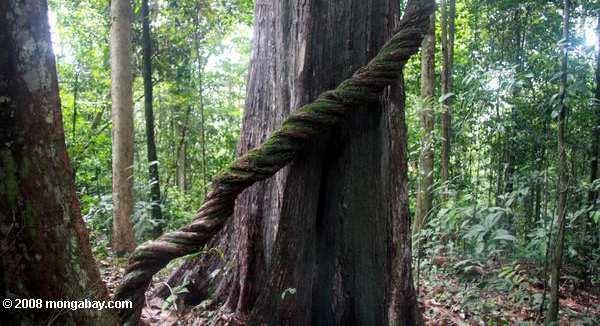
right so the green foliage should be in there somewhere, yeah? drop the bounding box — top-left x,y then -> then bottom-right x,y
498,262 -> 526,289
50,0 -> 252,252
421,195 -> 517,265
83,194 -> 113,258
160,187 -> 197,231
412,2 -> 599,322
162,280 -> 190,311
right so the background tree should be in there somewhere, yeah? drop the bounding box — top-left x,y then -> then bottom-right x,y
415,11 -> 436,233
440,0 -> 455,192
387,61 -> 423,326
546,0 -> 571,322
0,0 -> 115,324
110,0 -> 136,254
141,0 -> 163,234
590,13 -> 599,208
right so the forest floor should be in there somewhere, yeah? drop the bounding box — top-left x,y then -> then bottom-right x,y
99,256 -> 600,325
417,258 -> 600,325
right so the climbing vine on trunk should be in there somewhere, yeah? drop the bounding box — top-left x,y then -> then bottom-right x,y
114,1 -> 434,324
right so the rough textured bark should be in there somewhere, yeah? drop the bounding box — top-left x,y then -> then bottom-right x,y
247,2 -> 413,324
142,0 -> 163,232
0,1 -> 115,324
111,0 -> 136,254
546,0 -> 570,323
387,7 -> 421,325
387,75 -> 422,326
440,0 -> 455,192
415,13 -> 435,233
152,1 -> 427,325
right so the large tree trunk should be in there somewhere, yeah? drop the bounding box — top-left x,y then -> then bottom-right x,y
415,12 -> 435,233
111,0 -> 137,254
0,1 -> 115,324
546,0 -> 570,323
158,0 -> 423,325
440,0 -> 455,193
142,0 -> 163,233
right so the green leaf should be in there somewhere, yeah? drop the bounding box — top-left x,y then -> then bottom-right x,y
493,229 -> 516,242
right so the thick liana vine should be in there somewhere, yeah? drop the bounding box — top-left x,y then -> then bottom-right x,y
114,1 -> 434,324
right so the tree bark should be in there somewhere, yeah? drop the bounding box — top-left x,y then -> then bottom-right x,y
415,12 -> 435,233
0,1 -> 115,324
142,0 -> 163,233
546,0 -> 570,323
158,1 -> 425,325
440,0 -> 455,193
387,74 -> 422,326
110,0 -> 136,254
